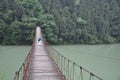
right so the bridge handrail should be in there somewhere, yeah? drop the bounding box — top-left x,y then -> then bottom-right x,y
13,51 -> 30,80
46,43 -> 103,80
13,37 -> 36,80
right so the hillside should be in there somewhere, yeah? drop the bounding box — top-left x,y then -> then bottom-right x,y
0,0 -> 120,45
39,0 -> 120,44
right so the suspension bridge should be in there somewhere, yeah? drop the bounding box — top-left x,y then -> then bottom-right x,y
13,27 -> 103,80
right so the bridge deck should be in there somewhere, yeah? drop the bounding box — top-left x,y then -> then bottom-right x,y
24,27 -> 63,80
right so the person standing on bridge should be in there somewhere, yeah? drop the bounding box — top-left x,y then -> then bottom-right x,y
38,37 -> 42,45
38,37 -> 41,42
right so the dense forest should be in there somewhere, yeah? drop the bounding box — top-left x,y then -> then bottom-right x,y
0,0 -> 120,45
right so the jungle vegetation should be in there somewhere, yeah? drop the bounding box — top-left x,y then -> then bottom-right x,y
0,0 -> 120,45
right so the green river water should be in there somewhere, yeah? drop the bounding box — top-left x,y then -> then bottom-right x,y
0,44 -> 120,80
0,46 -> 31,80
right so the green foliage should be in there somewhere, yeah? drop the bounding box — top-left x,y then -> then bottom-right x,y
0,0 -> 120,45
0,70 -> 6,80
75,0 -> 80,5
0,0 -> 57,45
76,17 -> 87,25
41,14 -> 58,44
0,19 -> 6,44
38,0 -> 120,44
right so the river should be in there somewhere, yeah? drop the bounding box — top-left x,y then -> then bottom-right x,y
53,44 -> 120,80
0,46 -> 31,80
0,44 -> 120,80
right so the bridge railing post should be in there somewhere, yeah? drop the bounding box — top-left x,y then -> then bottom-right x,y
80,66 -> 83,80
15,71 -> 19,80
67,60 -> 70,80
73,62 -> 75,80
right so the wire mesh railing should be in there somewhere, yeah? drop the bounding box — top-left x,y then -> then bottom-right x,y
47,45 -> 103,80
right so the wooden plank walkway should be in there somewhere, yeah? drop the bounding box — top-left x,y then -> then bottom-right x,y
24,27 -> 64,80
